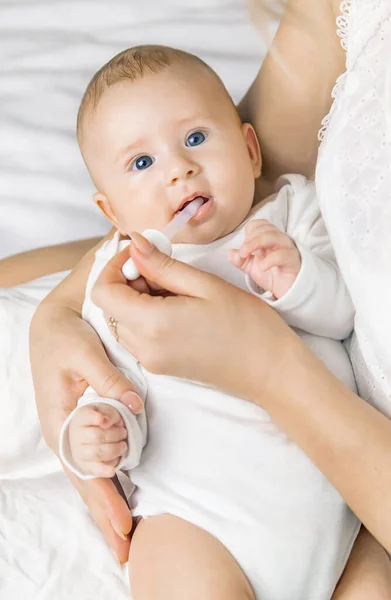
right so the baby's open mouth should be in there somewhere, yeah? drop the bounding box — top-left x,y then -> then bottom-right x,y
176,195 -> 210,214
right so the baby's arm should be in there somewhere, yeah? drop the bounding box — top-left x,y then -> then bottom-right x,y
231,175 -> 354,340
59,387 -> 147,480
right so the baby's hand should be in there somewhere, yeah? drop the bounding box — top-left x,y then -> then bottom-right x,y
68,403 -> 128,478
228,219 -> 301,299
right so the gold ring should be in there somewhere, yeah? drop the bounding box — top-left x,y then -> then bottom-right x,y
108,316 -> 119,342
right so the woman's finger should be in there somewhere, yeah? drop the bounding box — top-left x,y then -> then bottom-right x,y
128,231 -> 221,297
64,469 -> 132,561
73,335 -> 144,414
130,276 -> 151,294
94,233 -> 222,306
82,461 -> 118,479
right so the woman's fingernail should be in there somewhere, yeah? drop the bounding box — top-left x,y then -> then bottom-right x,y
131,231 -> 154,255
111,519 -> 128,541
120,391 -> 144,414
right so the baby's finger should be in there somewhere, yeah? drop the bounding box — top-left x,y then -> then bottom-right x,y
228,249 -> 246,269
92,404 -> 123,429
82,425 -> 127,445
240,231 -> 293,258
73,405 -> 110,428
81,441 -> 128,463
260,248 -> 300,271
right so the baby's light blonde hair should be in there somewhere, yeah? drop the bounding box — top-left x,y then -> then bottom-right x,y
76,44 -> 235,145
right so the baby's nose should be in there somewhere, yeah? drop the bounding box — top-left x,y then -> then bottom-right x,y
167,155 -> 200,185
170,166 -> 196,184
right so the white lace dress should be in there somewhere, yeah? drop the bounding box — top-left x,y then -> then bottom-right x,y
316,0 -> 391,417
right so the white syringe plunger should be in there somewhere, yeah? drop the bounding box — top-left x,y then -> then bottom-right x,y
122,197 -> 203,281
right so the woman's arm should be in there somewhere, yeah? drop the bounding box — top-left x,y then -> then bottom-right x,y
0,238 -> 101,288
262,337 -> 391,552
238,0 -> 391,547
239,0 -> 345,181
29,227 -> 141,563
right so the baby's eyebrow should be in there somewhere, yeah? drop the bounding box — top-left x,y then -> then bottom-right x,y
115,138 -> 146,163
176,113 -> 212,126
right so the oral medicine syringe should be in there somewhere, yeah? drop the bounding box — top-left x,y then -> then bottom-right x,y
122,197 -> 203,280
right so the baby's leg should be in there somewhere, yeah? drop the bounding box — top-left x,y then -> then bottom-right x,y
129,514 -> 255,600
332,528 -> 391,600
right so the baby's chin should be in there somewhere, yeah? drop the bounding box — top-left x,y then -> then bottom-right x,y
172,220 -> 239,246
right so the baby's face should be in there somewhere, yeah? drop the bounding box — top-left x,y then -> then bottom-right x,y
82,66 -> 261,244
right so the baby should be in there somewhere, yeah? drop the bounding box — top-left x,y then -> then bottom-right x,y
59,46 -> 360,600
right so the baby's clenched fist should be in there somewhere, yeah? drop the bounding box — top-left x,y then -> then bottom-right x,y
68,403 -> 128,478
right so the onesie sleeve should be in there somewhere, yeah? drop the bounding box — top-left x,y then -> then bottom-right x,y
246,175 -> 355,340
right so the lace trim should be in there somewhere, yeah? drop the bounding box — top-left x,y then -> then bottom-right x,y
336,1 -> 352,51
317,1 -> 352,142
317,73 -> 345,141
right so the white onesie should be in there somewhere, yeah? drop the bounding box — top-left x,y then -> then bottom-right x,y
60,175 -> 360,600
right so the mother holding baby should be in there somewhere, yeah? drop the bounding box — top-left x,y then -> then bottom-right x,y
8,0 -> 391,598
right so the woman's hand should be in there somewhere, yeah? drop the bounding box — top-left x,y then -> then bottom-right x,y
92,234 -> 391,553
30,295 -> 143,564
92,232 -> 296,403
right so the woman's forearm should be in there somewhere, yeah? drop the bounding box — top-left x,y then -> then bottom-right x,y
0,237 -> 102,288
256,336 -> 391,551
35,228 -> 115,314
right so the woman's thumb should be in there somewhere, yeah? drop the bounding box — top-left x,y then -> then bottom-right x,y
81,348 -> 144,414
130,231 -> 214,297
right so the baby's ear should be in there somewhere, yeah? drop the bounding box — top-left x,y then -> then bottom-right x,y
93,192 -> 123,232
242,123 -> 262,178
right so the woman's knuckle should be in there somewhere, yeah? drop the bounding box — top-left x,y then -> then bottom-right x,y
100,372 -> 121,396
159,253 -> 176,273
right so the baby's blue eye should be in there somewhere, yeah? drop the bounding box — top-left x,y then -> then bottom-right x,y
186,131 -> 206,147
132,155 -> 154,171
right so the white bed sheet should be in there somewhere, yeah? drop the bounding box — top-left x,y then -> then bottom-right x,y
0,1 -> 270,598
0,0 -> 265,260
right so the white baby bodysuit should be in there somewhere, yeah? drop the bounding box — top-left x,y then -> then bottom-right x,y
60,175 -> 359,600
